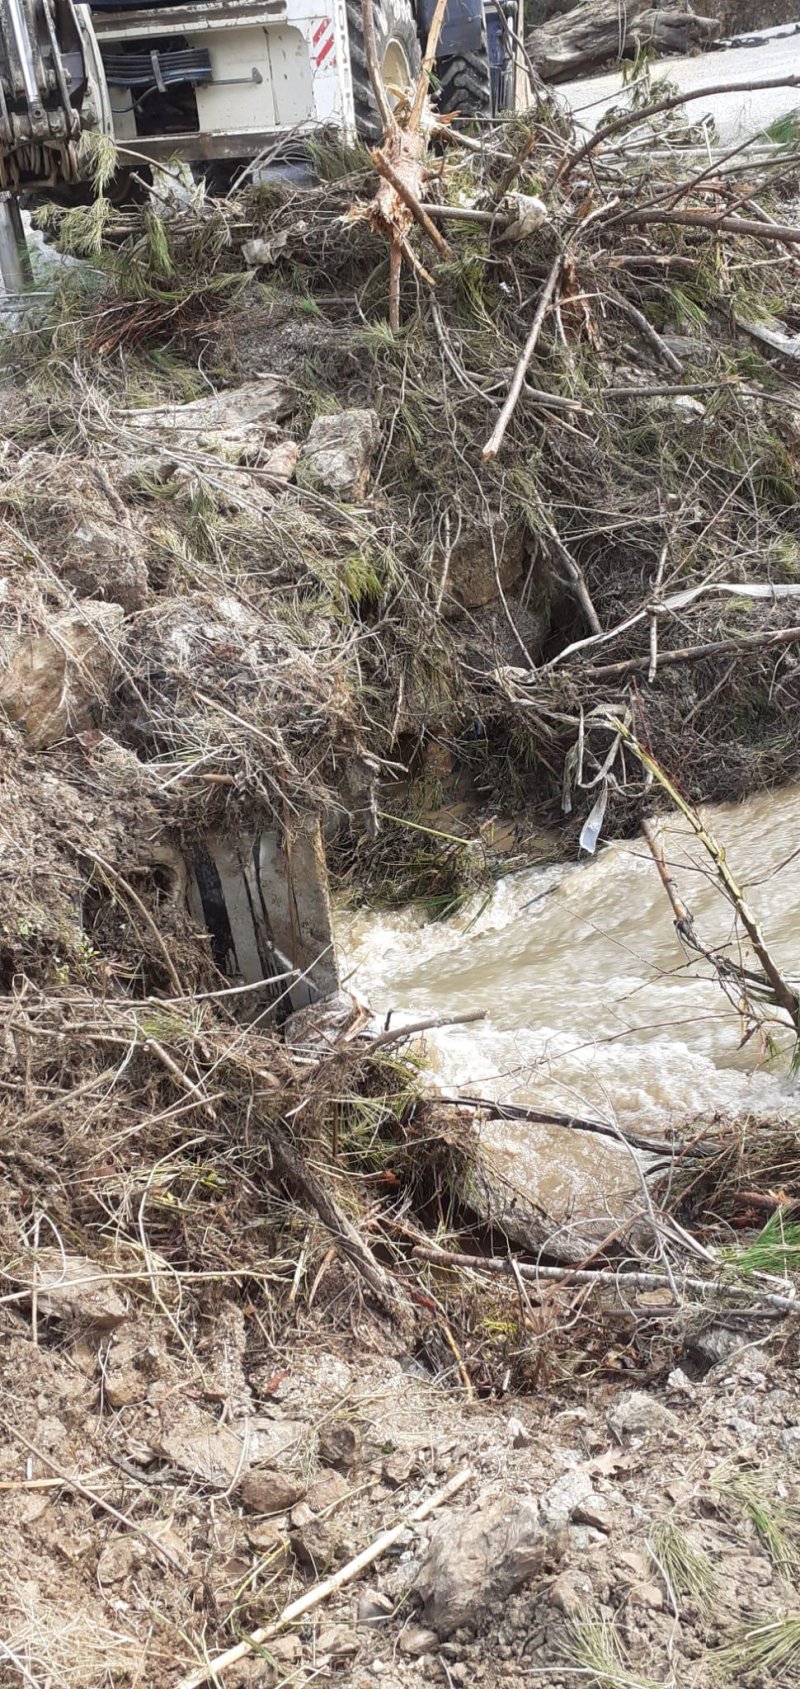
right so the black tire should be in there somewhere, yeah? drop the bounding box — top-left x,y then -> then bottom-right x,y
348,0 -> 422,141
437,48 -> 493,120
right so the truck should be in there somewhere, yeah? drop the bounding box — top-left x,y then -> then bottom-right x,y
0,0 -> 528,199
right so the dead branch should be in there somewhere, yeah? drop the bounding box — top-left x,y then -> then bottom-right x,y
617,208 -> 800,245
371,148 -> 453,256
586,623 -> 800,680
557,74 -> 800,182
436,1093 -> 685,1159
361,0 -> 395,132
411,1244 -> 797,1311
484,253 -> 564,459
178,1466 -> 473,1688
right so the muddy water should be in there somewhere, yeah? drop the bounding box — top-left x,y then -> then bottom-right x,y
337,786 -> 800,1141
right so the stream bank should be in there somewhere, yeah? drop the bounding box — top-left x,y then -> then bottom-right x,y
1,76 -> 800,1688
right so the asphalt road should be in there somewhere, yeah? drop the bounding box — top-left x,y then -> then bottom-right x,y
560,25 -> 800,146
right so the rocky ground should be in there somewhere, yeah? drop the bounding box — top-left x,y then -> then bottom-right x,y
2,1281 -> 799,1689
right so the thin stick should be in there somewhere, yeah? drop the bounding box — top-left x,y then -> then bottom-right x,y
437,1093 -> 682,1158
484,253 -> 563,459
409,0 -> 449,132
361,0 -> 394,133
368,1009 -> 486,1051
178,1467 -> 472,1688
557,75 -> 800,182
618,209 -> 800,245
371,149 -> 453,256
411,1245 -> 796,1311
0,1416 -> 186,1572
586,623 -> 800,679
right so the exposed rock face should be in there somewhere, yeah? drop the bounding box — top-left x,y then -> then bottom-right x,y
125,375 -> 294,459
59,515 -> 149,613
0,602 -> 123,747
298,409 -> 379,501
413,1495 -> 546,1636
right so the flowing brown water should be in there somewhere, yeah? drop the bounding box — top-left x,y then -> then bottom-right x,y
337,787 -> 800,1161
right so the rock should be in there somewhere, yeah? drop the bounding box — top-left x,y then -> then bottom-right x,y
297,409 -> 379,501
668,395 -> 706,425
16,1249 -> 127,1328
316,1626 -> 359,1658
126,376 -> 294,461
263,440 -> 299,483
549,1571 -> 593,1616
413,1496 -> 545,1637
685,1324 -> 751,1372
59,516 -> 149,613
0,603 -> 123,749
151,1404 -> 253,1486
382,1450 -> 419,1488
245,1520 -> 287,1555
358,1589 -> 394,1625
240,1470 -> 306,1514
781,1426 -> 800,1466
460,1118 -> 645,1263
97,1538 -> 145,1583
607,1392 -> 678,1443
666,1368 -> 695,1398
398,1626 -> 440,1657
507,1417 -> 532,1449
572,1495 -> 612,1534
628,1581 -> 664,1611
443,520 -> 526,613
539,1469 -> 594,1530
306,1468 -> 351,1512
290,1514 -> 348,1575
318,1420 -> 362,1472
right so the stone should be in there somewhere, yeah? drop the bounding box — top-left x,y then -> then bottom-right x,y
572,1495 -> 612,1534
318,1420 -> 362,1472
398,1626 -> 440,1657
151,1404 -> 252,1486
16,1249 -> 128,1328
59,515 -> 149,613
358,1589 -> 394,1625
549,1571 -> 593,1617
461,1118 -> 645,1264
628,1581 -> 664,1611
607,1392 -> 678,1442
290,1514 -> 348,1576
316,1626 -> 359,1658
781,1426 -> 800,1466
240,1470 -> 306,1514
0,603 -> 123,749
443,520 -> 526,613
126,376 -> 294,461
382,1450 -> 419,1488
97,1538 -> 145,1584
539,1469 -> 594,1530
306,1468 -> 351,1512
245,1520 -> 287,1555
297,409 -> 379,501
413,1496 -> 545,1637
263,440 -> 299,483
685,1324 -> 751,1372
507,1417 -> 532,1449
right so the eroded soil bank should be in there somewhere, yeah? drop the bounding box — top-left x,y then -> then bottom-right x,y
2,76 -> 800,1689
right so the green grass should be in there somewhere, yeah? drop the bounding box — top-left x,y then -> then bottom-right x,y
716,1614 -> 800,1683
721,1213 -> 800,1278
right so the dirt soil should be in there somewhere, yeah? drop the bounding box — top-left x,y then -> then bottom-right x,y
2,1293 -> 798,1688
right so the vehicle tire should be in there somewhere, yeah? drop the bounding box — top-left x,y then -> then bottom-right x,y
437,47 -> 492,120
348,0 -> 422,141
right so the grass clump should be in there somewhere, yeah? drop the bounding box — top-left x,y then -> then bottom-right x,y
648,1519 -> 718,1615
564,1608 -> 662,1689
710,1458 -> 800,1577
715,1614 -> 800,1684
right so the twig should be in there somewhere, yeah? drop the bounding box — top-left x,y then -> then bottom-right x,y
0,1415 -> 186,1572
177,1467 -> 473,1687
648,537 -> 669,683
484,253 -> 564,459
586,623 -> 800,680
617,209 -> 800,245
409,0 -> 449,132
368,1009 -> 487,1051
361,0 -> 394,132
610,292 -> 683,377
436,1093 -> 684,1159
411,1245 -> 796,1311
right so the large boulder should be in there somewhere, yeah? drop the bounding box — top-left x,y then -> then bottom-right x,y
0,602 -> 123,748
298,409 -> 379,501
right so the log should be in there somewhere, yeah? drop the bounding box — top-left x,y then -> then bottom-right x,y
528,1 -> 719,82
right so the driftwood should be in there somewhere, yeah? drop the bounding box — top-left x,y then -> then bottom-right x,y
528,0 -> 719,82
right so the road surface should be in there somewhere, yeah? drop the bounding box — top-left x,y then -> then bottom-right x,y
559,24 -> 800,147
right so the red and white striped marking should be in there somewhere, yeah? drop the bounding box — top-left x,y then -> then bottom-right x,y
311,16 -> 336,68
